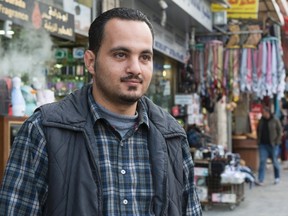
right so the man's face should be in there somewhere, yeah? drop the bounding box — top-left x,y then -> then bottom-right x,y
262,109 -> 270,119
86,18 -> 153,108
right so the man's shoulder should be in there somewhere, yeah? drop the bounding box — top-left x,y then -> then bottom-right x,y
140,96 -> 173,120
23,110 -> 43,126
140,96 -> 185,135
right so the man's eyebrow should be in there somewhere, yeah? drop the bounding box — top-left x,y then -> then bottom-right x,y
110,47 -> 153,55
110,47 -> 130,53
142,49 -> 153,55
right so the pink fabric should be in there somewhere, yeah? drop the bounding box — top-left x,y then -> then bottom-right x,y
257,43 -> 263,79
246,48 -> 252,86
266,41 -> 272,85
233,49 -> 240,97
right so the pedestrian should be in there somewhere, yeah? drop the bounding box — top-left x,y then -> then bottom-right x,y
0,7 -> 202,216
257,106 -> 282,185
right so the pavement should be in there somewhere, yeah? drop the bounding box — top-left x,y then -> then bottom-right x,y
203,162 -> 288,216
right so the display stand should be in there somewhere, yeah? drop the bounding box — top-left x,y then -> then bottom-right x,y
0,115 -> 27,181
194,159 -> 245,211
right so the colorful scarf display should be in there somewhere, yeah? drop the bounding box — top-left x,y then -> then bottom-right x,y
190,36 -> 285,104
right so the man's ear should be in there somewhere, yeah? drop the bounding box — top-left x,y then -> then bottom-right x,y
84,50 -> 96,75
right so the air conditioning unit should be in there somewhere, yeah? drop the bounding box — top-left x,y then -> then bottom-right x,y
213,11 -> 227,26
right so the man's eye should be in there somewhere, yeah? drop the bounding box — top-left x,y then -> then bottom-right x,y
114,52 -> 126,58
141,55 -> 152,61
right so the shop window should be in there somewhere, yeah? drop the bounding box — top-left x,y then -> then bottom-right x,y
47,46 -> 91,99
146,53 -> 175,112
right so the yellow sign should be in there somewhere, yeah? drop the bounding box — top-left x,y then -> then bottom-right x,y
212,0 -> 259,19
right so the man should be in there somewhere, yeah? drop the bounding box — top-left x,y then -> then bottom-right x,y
0,8 -> 202,216
257,106 -> 282,185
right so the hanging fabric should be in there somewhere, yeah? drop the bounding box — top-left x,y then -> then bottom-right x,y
275,39 -> 286,99
246,48 -> 253,92
201,40 -> 224,113
223,49 -> 229,96
251,48 -> 259,95
232,49 -> 240,102
266,41 -> 272,96
256,42 -> 263,98
271,40 -> 278,94
223,47 -> 240,102
193,44 -> 205,96
205,40 -> 224,96
240,48 -> 248,92
205,41 -> 214,91
258,37 -> 286,99
260,39 -> 268,98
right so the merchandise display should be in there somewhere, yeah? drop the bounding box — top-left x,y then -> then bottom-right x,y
11,77 -> 26,117
193,149 -> 247,211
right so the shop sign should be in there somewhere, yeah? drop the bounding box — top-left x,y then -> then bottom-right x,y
55,48 -> 68,59
171,0 -> 212,32
73,47 -> 85,59
175,94 -> 193,105
154,40 -> 186,63
0,0 -> 75,41
63,1 -> 91,36
211,0 -> 259,19
152,24 -> 186,63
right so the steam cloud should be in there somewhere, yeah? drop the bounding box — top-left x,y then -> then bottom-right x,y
0,28 -> 53,86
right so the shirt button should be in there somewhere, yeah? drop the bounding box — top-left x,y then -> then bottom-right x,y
120,141 -> 124,147
121,169 -> 126,175
123,199 -> 128,205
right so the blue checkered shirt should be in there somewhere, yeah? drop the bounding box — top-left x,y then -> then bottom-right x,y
0,90 -> 201,215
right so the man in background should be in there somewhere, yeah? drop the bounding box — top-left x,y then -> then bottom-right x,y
257,106 -> 282,185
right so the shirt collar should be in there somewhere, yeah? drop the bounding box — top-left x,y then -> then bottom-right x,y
87,86 -> 149,127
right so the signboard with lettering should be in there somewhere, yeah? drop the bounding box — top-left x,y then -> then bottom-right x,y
211,0 -> 259,19
0,0 -> 75,41
63,1 -> 91,36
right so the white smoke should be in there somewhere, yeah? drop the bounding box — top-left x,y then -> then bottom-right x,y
0,28 -> 53,86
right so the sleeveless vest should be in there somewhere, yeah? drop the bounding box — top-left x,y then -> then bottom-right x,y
39,85 -> 187,216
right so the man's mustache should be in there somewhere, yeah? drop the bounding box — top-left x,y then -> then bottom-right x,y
120,74 -> 143,83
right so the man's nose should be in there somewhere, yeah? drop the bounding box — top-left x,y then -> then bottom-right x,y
126,57 -> 142,74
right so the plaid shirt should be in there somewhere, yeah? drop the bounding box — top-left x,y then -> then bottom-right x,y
0,90 -> 202,215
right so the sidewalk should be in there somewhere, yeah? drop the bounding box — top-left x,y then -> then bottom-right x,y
203,163 -> 288,216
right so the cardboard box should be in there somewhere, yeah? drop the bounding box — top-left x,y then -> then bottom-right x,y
212,193 -> 236,203
194,167 -> 209,176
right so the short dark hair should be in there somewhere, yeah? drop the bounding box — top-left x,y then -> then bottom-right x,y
88,7 -> 154,54
262,106 -> 271,114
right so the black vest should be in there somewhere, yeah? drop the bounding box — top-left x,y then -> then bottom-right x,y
40,85 -> 188,216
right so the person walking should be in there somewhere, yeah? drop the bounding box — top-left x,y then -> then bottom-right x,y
257,106 -> 282,185
0,7 -> 202,216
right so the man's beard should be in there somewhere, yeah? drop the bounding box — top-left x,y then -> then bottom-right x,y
94,63 -> 144,104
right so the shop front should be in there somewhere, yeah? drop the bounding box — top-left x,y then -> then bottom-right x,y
0,0 -> 94,106
186,0 -> 288,173
0,0 -> 95,180
185,1 -> 288,207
